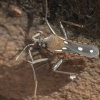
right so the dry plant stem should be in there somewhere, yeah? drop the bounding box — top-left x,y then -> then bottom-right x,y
62,21 -> 83,28
45,0 -> 56,35
45,0 -> 47,20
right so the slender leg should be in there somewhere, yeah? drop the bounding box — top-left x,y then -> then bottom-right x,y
16,31 -> 43,61
52,59 -> 77,75
28,48 -> 38,97
16,44 -> 34,60
32,31 -> 43,42
60,21 -> 68,39
28,48 -> 49,96
27,58 -> 49,64
60,21 -> 83,40
45,19 -> 56,35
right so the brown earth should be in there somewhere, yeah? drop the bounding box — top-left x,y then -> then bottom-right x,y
0,1 -> 100,100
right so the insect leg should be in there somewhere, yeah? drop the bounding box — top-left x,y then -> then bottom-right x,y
45,20 -> 56,35
60,21 -> 68,39
16,44 -> 34,60
52,59 -> 77,75
28,48 -> 37,96
27,58 -> 49,64
32,31 -> 43,42
28,48 -> 49,96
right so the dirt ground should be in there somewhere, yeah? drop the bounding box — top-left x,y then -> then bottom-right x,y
0,1 -> 100,100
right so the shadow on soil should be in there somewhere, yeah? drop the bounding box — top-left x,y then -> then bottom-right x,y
0,58 -> 86,100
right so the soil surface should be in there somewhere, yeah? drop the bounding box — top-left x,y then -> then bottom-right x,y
0,1 -> 100,100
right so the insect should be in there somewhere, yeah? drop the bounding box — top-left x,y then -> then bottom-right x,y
16,21 -> 99,96
16,0 -> 99,97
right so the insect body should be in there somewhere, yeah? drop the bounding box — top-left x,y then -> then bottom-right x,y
42,34 -> 99,58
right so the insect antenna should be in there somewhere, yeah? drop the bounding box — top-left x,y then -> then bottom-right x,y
44,0 -> 56,35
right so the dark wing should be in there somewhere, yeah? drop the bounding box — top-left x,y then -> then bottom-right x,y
63,40 -> 99,58
64,41 -> 99,57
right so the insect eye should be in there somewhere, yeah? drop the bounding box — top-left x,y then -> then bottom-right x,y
38,38 -> 43,46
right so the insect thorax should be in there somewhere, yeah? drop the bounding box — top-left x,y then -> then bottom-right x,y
45,35 -> 64,52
